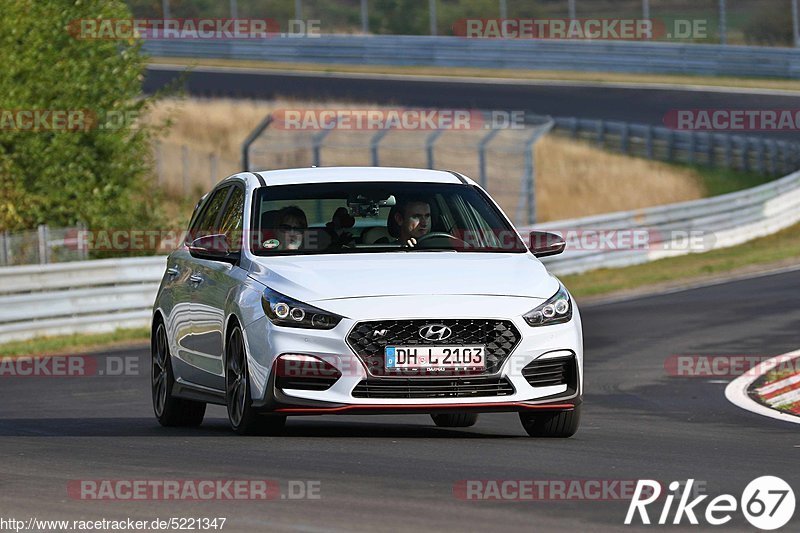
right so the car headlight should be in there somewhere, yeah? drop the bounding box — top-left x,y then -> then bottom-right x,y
261,288 -> 344,330
523,282 -> 572,327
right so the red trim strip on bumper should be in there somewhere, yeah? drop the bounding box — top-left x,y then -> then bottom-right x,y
274,402 -> 575,415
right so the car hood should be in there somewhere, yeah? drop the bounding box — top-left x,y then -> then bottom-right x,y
247,252 -> 557,303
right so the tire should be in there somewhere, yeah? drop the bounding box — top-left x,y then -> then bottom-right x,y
152,321 -> 206,427
431,412 -> 479,428
225,324 -> 286,436
519,405 -> 581,438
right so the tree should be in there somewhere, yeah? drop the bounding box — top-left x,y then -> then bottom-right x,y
0,0 -> 162,233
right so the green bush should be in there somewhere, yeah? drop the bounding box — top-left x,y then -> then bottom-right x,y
0,0 -> 162,233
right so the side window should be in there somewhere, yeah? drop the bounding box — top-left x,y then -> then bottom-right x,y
188,186 -> 231,241
218,186 -> 245,252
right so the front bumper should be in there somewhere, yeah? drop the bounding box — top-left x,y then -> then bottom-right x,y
243,302 -> 583,414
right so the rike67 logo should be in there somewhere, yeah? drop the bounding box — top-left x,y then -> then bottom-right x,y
625,477 -> 795,530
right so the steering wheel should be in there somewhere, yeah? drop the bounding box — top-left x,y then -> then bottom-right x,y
415,232 -> 470,248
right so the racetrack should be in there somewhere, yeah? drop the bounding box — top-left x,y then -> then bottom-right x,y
144,65 -> 800,141
2,269 -> 798,531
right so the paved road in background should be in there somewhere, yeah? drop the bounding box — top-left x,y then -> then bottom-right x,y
2,269 -> 798,531
144,65 -> 800,141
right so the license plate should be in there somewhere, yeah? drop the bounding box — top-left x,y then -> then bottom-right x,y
385,345 -> 485,370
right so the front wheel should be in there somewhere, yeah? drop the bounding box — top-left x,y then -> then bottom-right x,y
519,406 -> 581,438
152,321 -> 206,427
225,324 -> 286,436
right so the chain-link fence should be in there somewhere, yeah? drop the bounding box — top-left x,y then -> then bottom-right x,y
127,0 -> 799,46
153,140 -> 240,197
0,225 -> 88,267
245,117 -> 553,225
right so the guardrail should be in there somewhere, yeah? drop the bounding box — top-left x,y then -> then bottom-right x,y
143,36 -> 800,78
0,256 -> 166,343
551,118 -> 800,176
526,169 -> 800,274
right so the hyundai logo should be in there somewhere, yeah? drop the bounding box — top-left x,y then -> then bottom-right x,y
419,324 -> 452,341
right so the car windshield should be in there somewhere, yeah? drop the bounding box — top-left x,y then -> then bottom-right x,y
250,181 -> 527,255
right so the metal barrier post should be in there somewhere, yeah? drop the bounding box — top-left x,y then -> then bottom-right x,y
241,114 -> 274,171
37,225 -> 49,265
768,141 -> 778,175
620,123 -> 630,154
312,128 -> 335,166
724,134 -> 733,168
645,126 -> 654,159
706,133 -> 715,166
756,139 -> 765,174
425,129 -> 445,169
478,128 -> 502,188
666,130 -> 675,161
0,230 -> 7,266
517,119 -> 554,225
370,128 -> 392,166
596,120 -> 605,147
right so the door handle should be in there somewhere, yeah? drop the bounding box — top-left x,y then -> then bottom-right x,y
189,274 -> 204,284
167,266 -> 180,277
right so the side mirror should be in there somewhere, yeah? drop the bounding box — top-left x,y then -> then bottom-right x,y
188,234 -> 239,264
529,231 -> 566,258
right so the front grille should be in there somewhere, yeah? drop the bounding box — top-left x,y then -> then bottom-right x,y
346,319 -> 521,377
522,355 -> 577,393
352,376 -> 515,399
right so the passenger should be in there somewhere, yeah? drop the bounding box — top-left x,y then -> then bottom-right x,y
324,207 -> 356,248
275,206 -> 308,250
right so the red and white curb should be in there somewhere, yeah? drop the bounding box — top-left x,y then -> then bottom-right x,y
725,349 -> 800,424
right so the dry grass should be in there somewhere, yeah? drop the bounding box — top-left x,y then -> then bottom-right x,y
144,98 -> 703,222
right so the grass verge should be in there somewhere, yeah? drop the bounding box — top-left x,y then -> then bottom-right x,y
563,222 -> 800,298
0,328 -> 150,358
687,164 -> 775,197
150,57 -> 800,93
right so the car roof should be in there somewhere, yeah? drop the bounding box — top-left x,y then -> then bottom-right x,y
251,167 -> 468,187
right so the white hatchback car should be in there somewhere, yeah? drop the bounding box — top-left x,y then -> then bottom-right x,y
152,167 -> 583,437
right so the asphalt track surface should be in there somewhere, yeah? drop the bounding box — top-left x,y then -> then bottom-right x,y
144,65 -> 800,141
1,269 -> 798,531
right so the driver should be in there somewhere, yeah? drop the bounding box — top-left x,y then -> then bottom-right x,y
393,198 -> 431,247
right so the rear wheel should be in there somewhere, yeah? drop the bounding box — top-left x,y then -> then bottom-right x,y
152,321 -> 206,427
225,324 -> 286,436
431,412 -> 479,428
519,406 -> 581,438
